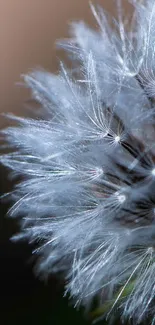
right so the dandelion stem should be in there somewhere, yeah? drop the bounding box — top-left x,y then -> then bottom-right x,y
90,280 -> 136,320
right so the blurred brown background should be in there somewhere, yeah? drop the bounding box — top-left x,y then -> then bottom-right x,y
0,0 -> 131,127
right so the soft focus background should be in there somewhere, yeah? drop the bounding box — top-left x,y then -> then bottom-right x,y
0,1 -> 131,324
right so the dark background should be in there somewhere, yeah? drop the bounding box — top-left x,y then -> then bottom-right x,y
0,165 -> 90,325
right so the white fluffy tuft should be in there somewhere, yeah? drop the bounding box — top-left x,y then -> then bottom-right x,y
2,1 -> 155,323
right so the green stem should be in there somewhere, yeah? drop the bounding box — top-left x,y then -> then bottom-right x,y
90,279 -> 136,320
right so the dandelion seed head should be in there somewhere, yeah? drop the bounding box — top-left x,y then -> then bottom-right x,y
2,0 -> 155,324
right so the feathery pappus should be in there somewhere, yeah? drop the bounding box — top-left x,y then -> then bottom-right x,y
2,0 -> 155,323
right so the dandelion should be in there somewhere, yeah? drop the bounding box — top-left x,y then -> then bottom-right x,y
2,0 -> 155,323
